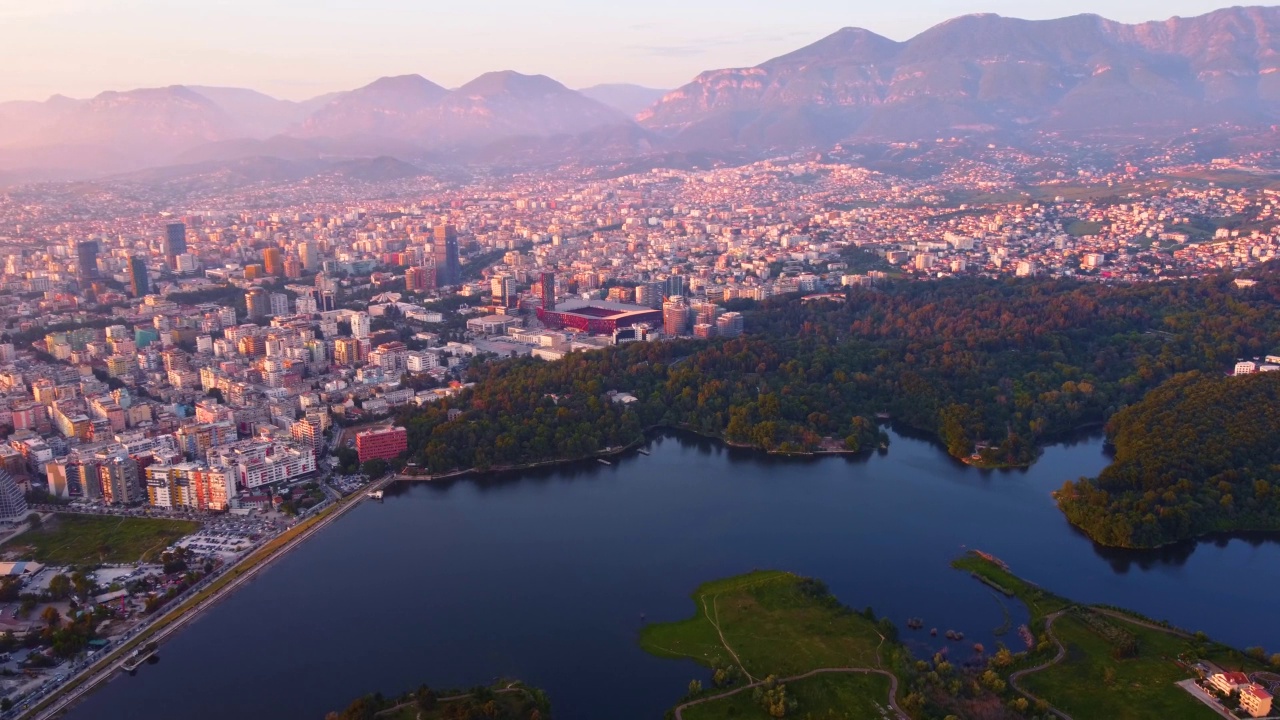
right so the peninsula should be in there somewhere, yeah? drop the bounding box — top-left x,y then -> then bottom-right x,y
642,559 -> 1279,720
1057,371 -> 1280,548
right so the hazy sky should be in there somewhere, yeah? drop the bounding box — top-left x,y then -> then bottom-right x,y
0,0 -> 1248,101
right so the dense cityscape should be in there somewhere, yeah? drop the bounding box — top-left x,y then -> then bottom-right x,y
0,3 -> 1279,720
0,140 -> 1272,715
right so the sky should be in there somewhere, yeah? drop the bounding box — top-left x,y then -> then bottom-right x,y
0,0 -> 1251,101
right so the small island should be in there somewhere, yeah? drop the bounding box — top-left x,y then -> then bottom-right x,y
642,560 -> 1279,719
325,680 -> 550,720
1056,371 -> 1280,548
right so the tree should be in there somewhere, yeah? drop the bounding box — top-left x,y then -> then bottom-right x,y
48,574 -> 70,600
70,572 -> 93,597
688,679 -> 702,695
361,458 -> 389,478
26,513 -> 41,529
40,606 -> 60,629
416,686 -> 437,712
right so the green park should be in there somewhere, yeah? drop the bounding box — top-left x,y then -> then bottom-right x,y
0,514 -> 200,565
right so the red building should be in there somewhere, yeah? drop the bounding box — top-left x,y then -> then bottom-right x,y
537,300 -> 663,335
356,426 -> 408,463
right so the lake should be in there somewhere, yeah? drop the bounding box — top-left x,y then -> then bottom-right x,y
65,429 -> 1280,720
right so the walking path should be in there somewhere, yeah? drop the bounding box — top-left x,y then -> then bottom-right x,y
672,668 -> 904,720
702,594 -> 755,683
1008,611 -> 1073,720
1089,607 -> 1193,639
674,577 -> 906,720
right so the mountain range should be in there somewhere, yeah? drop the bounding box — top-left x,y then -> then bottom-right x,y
640,6 -> 1280,149
1,6 -> 1277,182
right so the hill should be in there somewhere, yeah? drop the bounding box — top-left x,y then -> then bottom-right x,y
1057,371 -> 1280,548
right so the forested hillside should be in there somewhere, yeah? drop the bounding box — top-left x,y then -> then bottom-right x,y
1058,371 -> 1280,548
400,267 -> 1280,476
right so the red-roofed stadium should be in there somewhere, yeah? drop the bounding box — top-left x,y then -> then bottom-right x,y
537,300 -> 663,334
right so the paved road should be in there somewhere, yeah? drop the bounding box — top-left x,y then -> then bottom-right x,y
1176,680 -> 1239,720
1008,611 -> 1073,720
21,475 -> 394,720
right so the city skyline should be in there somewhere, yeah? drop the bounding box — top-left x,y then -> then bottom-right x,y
0,0 -> 1247,101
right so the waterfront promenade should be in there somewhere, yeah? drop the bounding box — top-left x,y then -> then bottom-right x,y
18,475 -> 395,720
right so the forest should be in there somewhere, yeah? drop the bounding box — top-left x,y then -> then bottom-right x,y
1057,370 -> 1280,548
398,265 -> 1280,478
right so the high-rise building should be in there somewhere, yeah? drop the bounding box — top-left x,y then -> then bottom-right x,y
0,468 -> 27,522
491,275 -> 516,307
666,275 -> 686,299
128,256 -> 151,297
539,272 -> 556,310
163,222 -> 187,269
291,418 -> 324,457
663,296 -> 691,337
299,242 -> 320,271
294,293 -> 318,315
405,266 -> 435,293
245,288 -> 269,320
716,312 -> 744,338
145,464 -> 233,511
635,282 -> 664,309
356,426 -> 408,463
263,248 -> 284,277
269,293 -> 290,318
99,456 -> 142,505
283,256 -> 302,279
75,240 -> 100,280
433,225 -> 461,286
334,337 -> 361,366
350,311 -> 371,339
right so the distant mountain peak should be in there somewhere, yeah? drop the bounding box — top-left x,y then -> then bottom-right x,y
457,71 -> 569,97
363,74 -> 446,93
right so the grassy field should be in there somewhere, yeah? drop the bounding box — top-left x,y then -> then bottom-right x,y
1021,611 -> 1219,720
682,672 -> 893,720
954,553 -> 1249,720
1065,220 -> 1106,237
0,514 -> 200,565
641,571 -> 898,719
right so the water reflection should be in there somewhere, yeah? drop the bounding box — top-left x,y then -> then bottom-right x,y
63,428 -> 1280,720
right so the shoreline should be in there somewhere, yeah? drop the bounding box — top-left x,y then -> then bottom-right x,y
403,425 -> 885,483
22,475 -> 395,720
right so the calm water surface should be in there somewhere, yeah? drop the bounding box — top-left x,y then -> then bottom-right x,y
67,430 -> 1280,720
